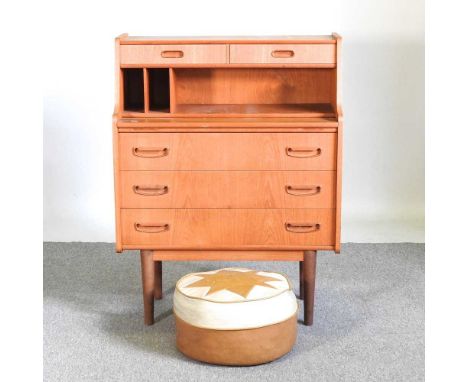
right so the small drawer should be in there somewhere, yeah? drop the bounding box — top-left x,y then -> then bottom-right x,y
121,209 -> 335,248
229,44 -> 336,64
119,132 -> 336,171
120,44 -> 228,65
120,170 -> 336,209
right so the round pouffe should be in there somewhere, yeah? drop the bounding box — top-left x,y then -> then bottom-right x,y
173,267 -> 297,366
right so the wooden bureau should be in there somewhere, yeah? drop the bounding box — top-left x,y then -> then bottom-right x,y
113,34 -> 343,326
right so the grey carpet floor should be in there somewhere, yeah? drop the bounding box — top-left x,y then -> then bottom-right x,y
43,243 -> 424,382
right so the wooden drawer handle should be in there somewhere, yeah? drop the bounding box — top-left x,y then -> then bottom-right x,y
161,50 -> 184,58
286,185 -> 321,196
271,50 -> 295,58
285,223 -> 320,233
133,185 -> 169,196
132,147 -> 169,158
286,147 -> 322,158
134,223 -> 170,233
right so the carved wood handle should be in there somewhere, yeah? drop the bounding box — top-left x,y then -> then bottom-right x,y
285,185 -> 321,196
286,147 -> 322,158
132,147 -> 169,158
133,185 -> 169,196
285,223 -> 321,233
271,50 -> 295,58
161,50 -> 184,58
134,223 -> 170,233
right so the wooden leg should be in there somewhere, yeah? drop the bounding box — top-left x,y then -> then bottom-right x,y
140,250 -> 155,325
299,261 -> 304,300
303,250 -> 317,326
154,260 -> 162,300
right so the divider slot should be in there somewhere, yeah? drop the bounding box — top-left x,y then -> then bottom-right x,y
148,68 -> 170,113
122,69 -> 144,112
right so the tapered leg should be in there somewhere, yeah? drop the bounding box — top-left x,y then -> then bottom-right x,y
140,250 -> 155,325
154,261 -> 162,300
303,250 -> 317,326
299,261 -> 304,300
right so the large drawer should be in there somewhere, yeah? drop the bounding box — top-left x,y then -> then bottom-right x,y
121,209 -> 335,248
119,133 -> 336,170
229,44 -> 336,64
120,170 -> 336,208
120,44 -> 228,65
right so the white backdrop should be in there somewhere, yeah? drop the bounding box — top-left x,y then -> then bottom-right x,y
43,0 -> 424,243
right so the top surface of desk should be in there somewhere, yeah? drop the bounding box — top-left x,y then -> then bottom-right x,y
119,35 -> 338,45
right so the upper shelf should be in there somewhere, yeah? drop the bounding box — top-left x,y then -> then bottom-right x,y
172,103 -> 335,118
121,67 -> 338,118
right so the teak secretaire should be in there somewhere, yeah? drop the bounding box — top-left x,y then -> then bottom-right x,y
112,34 -> 343,326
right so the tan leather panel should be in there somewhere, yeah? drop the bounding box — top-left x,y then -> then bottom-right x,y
175,314 -> 297,365
178,269 -> 288,299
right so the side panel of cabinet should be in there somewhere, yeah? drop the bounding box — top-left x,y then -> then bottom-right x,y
113,122 -> 122,252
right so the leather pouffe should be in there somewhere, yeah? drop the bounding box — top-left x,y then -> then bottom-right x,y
173,267 -> 298,365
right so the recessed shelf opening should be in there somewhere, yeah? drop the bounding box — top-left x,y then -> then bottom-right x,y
122,69 -> 144,112
148,69 -> 170,113
121,67 -> 337,117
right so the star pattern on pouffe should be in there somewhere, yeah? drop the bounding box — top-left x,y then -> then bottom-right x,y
184,269 -> 281,298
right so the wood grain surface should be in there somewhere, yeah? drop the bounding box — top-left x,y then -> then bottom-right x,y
120,35 -> 337,45
116,117 -> 338,130
120,170 -> 336,209
230,44 -> 336,64
173,68 -> 335,106
152,251 -> 304,261
121,208 -> 335,248
120,44 -> 228,65
119,132 -> 336,171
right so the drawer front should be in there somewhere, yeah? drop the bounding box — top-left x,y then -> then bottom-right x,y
119,133 -> 336,170
121,209 -> 335,248
229,44 -> 336,64
121,170 -> 335,208
120,44 -> 228,65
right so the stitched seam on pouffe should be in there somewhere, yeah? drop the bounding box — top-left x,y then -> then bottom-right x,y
173,309 -> 299,331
